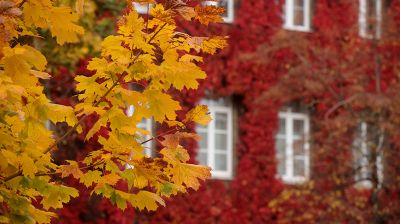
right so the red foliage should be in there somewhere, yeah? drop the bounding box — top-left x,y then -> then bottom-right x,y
51,1 -> 400,223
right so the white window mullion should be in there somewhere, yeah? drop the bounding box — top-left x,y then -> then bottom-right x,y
304,0 -> 311,31
286,111 -> 294,180
226,105 -> 233,178
359,0 -> 367,37
208,111 -> 215,172
226,0 -> 235,23
284,0 -> 294,28
375,0 -> 382,38
304,115 -> 310,178
360,122 -> 368,182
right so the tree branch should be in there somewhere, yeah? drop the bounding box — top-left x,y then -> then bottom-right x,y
3,22 -> 169,182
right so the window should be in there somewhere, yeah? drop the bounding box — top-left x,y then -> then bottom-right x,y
196,98 -> 233,179
353,122 -> 383,187
284,0 -> 312,31
359,0 -> 382,39
133,2 -> 153,14
127,105 -> 153,156
276,107 -> 310,183
203,0 -> 234,23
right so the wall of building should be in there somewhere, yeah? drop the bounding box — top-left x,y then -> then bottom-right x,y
52,0 -> 400,223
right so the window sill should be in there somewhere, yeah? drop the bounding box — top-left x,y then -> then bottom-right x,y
211,171 -> 233,181
283,25 -> 312,33
278,175 -> 308,185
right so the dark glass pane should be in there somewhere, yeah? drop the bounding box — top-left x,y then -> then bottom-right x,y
199,132 -> 208,149
215,113 -> 228,130
215,154 -> 227,171
293,139 -> 305,156
276,138 -> 286,157
278,158 -> 286,176
215,133 -> 227,150
294,159 -> 305,176
278,118 -> 285,135
197,152 -> 207,165
293,119 -> 305,136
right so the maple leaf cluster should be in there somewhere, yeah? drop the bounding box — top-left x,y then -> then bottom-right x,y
0,0 -> 227,223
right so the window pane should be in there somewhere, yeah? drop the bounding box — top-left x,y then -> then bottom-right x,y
199,132 -> 208,149
294,0 -> 304,8
276,137 -> 286,176
293,119 -> 305,136
278,158 -> 286,176
219,0 -> 228,17
215,133 -> 227,150
215,113 -> 228,130
278,118 -> 285,135
197,152 -> 207,165
294,159 -> 305,176
276,138 -> 286,158
293,3 -> 304,26
215,154 -> 227,171
367,0 -> 378,34
293,139 -> 305,156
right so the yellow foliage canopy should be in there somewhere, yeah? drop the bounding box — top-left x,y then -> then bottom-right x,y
0,0 -> 226,223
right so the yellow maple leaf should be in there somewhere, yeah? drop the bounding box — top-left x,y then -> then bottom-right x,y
164,120 -> 185,128
160,145 -> 190,163
80,170 -> 102,187
101,35 -> 131,65
95,173 -> 121,190
57,161 -> 83,179
143,89 -> 181,122
20,153 -> 38,178
150,4 -> 175,25
170,163 -> 211,190
121,168 -> 148,190
160,132 -> 200,149
194,5 -> 224,26
29,206 -> 56,224
183,105 -> 212,125
45,103 -> 78,128
175,6 -> 196,21
161,50 -> 206,90
2,45 -> 47,76
48,7 -> 84,44
187,36 -> 228,55
41,185 -> 79,209
129,190 -> 165,211
23,1 -> 84,45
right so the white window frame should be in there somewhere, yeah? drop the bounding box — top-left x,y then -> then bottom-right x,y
353,122 -> 383,188
203,0 -> 235,23
127,105 -> 153,157
283,0 -> 312,32
196,99 -> 233,180
133,2 -> 153,14
359,0 -> 382,39
276,107 -> 310,183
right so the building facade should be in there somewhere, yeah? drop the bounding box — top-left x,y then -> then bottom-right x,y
53,0 -> 400,223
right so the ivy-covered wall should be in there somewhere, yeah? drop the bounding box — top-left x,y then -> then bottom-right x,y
50,0 -> 400,223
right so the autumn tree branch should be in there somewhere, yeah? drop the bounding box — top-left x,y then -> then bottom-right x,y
2,23 -> 169,182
